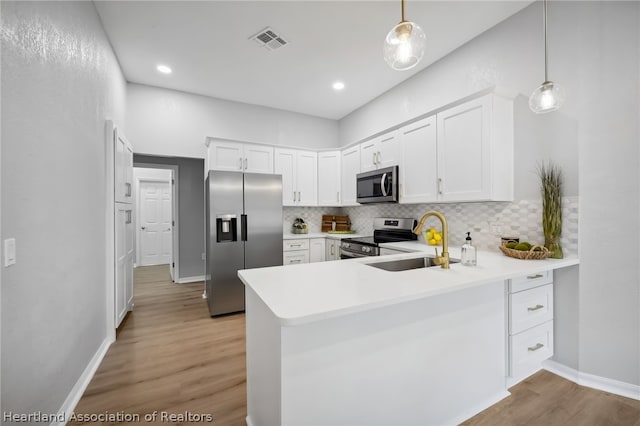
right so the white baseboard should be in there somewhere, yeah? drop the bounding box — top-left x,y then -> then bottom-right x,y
175,275 -> 205,284
246,415 -> 254,426
448,390 -> 511,425
579,370 -> 640,401
543,359 -> 640,401
53,337 -> 112,426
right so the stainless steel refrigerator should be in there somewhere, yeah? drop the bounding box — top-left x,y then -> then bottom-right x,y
205,170 -> 283,316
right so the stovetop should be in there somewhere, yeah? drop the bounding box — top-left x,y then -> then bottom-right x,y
342,218 -> 418,248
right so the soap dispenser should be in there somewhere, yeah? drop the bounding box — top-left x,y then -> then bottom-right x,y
461,232 -> 477,266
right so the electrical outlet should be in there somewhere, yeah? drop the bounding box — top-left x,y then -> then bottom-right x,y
201,252 -> 206,261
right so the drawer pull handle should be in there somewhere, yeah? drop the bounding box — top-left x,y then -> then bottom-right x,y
528,304 -> 544,311
291,259 -> 301,263
527,274 -> 544,279
290,244 -> 302,247
528,343 -> 544,352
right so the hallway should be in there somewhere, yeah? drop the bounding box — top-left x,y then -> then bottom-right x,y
70,266 -> 246,425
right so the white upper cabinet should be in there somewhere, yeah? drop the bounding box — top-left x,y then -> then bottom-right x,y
399,116 -> 438,204
296,150 -> 318,205
341,145 -> 361,206
436,93 -> 513,202
317,151 -> 341,206
114,128 -> 133,204
244,143 -> 275,174
398,93 -> 513,204
275,148 -> 317,206
360,131 -> 399,172
207,139 -> 274,174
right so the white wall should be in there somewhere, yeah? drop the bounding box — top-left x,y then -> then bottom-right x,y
126,84 -> 340,159
339,1 -> 639,388
1,0 -> 127,417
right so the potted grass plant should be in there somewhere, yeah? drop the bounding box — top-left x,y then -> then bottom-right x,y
538,162 -> 563,259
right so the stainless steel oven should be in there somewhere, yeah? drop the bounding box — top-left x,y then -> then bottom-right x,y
340,218 -> 416,259
356,166 -> 398,204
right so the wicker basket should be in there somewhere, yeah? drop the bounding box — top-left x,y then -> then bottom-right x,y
499,243 -> 551,260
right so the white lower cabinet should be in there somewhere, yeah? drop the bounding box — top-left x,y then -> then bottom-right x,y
507,270 -> 554,386
115,204 -> 134,327
283,250 -> 309,265
283,239 -> 310,265
325,238 -> 341,261
309,238 -> 326,263
510,321 -> 554,381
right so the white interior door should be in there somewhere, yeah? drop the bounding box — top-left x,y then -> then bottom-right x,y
139,180 -> 172,266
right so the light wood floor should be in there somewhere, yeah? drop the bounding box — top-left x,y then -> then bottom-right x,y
71,265 -> 640,425
70,265 -> 246,425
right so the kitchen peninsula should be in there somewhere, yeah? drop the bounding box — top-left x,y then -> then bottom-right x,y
239,248 -> 579,426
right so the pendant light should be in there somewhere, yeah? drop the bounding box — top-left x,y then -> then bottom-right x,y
529,0 -> 565,113
383,0 -> 426,71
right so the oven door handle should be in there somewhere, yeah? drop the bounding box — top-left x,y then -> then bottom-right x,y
380,173 -> 388,196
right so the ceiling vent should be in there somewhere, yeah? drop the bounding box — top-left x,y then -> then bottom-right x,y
250,27 -> 288,51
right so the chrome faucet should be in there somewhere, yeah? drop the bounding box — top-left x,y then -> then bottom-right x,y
413,211 -> 450,269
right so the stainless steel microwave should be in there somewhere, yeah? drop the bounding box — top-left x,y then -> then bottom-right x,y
356,166 -> 399,204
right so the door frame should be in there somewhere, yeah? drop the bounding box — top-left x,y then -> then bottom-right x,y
135,176 -> 173,268
134,162 -> 180,282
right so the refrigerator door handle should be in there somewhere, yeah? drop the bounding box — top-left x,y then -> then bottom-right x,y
241,214 -> 248,241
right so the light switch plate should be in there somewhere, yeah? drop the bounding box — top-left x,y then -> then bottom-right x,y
4,238 -> 16,267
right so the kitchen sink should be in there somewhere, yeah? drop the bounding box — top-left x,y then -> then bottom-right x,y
366,256 -> 460,271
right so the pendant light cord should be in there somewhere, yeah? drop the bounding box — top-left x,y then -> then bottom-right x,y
543,0 -> 548,82
401,0 -> 406,22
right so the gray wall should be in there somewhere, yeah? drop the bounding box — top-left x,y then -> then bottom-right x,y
1,0 -> 127,418
576,1 -> 639,387
134,155 -> 205,280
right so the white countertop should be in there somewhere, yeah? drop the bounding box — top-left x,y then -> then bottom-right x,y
283,232 -> 365,240
239,245 -> 579,327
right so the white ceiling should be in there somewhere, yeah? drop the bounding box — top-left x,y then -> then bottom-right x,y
95,1 -> 532,120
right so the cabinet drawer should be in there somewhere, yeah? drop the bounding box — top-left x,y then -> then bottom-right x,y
283,239 -> 309,251
510,284 -> 553,335
510,320 -> 554,379
283,250 -> 309,265
509,270 -> 553,293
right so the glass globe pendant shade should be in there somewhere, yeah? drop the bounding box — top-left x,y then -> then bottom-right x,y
529,81 -> 565,114
383,21 -> 426,71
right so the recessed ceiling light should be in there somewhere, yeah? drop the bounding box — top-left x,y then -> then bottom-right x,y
332,81 -> 345,91
157,65 -> 172,74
